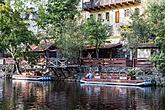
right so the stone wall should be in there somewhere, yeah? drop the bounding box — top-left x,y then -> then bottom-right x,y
135,68 -> 165,86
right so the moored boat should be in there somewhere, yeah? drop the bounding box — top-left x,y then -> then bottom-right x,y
12,74 -> 55,81
80,78 -> 153,86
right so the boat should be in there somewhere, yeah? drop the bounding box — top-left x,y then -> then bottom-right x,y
12,74 -> 55,81
80,78 -> 153,86
12,69 -> 56,81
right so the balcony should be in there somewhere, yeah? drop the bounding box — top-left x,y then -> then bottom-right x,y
82,0 -> 141,11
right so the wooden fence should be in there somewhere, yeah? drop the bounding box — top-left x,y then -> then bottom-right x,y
133,58 -> 153,67
81,58 -> 127,67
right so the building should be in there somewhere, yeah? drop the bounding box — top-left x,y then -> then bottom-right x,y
81,0 -> 142,43
81,0 -> 164,43
80,0 -> 163,67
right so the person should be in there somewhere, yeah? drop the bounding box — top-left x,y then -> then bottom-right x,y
87,52 -> 92,59
85,72 -> 94,79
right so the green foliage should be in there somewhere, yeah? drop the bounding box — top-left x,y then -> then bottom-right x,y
81,17 -> 111,58
121,10 -> 151,58
122,3 -> 165,74
37,4 -> 47,30
155,36 -> 165,53
0,0 -> 39,72
36,0 -> 81,58
128,69 -> 136,77
47,19 -> 84,58
46,0 -> 79,25
151,53 -> 165,75
25,52 -> 39,65
147,4 -> 165,53
147,4 -> 165,37
61,20 -> 84,58
122,9 -> 150,50
147,3 -> 165,74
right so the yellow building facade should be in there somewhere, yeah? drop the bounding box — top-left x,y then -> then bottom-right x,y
80,0 -> 165,44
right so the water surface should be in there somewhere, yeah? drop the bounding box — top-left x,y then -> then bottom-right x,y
0,79 -> 165,110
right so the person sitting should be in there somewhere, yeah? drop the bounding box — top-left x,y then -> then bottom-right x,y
85,72 -> 94,79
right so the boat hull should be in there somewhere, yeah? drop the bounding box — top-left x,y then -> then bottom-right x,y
12,75 -> 55,81
80,79 -> 153,86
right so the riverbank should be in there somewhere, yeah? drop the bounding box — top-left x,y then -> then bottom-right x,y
80,65 -> 165,87
1,64 -> 165,87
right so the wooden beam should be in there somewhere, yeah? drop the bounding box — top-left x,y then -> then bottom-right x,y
128,1 -> 135,5
110,4 -> 117,8
122,2 -> 129,6
100,5 -> 106,10
50,68 -> 60,79
61,68 -> 67,78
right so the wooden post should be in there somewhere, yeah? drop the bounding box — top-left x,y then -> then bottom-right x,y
61,68 -> 67,78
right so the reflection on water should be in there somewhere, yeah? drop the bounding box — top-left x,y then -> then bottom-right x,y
0,79 -> 165,110
80,84 -> 165,110
0,80 -> 81,110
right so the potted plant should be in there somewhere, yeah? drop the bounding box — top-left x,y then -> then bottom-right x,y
127,69 -> 136,80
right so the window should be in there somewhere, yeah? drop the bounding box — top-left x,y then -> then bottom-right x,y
24,14 -> 30,20
106,12 -> 110,21
135,8 -> 140,15
90,0 -> 94,3
115,11 -> 120,23
90,14 -> 93,18
124,9 -> 130,17
98,14 -> 102,20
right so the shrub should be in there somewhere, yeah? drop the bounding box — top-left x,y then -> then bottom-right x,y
128,69 -> 136,77
151,53 -> 165,76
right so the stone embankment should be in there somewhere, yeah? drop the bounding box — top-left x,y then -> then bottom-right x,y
135,68 -> 165,87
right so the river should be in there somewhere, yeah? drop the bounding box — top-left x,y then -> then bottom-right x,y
0,79 -> 165,110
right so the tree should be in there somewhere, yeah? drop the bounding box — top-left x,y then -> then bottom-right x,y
0,1 -> 38,73
151,53 -> 165,75
121,10 -> 151,58
0,0 -> 4,4
61,19 -> 84,58
147,3 -> 165,75
147,3 -> 165,53
36,0 -> 81,58
122,3 -> 165,74
81,17 -> 110,59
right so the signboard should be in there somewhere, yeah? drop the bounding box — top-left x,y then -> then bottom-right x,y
0,59 -> 4,65
137,49 -> 151,59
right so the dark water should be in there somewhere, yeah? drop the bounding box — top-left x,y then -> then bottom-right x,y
0,79 -> 165,110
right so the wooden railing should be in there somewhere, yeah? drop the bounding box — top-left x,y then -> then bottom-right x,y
133,58 -> 153,68
81,58 -> 153,67
46,58 -> 79,68
47,58 -> 68,68
1,57 -> 153,68
81,58 -> 127,67
82,0 -> 141,10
